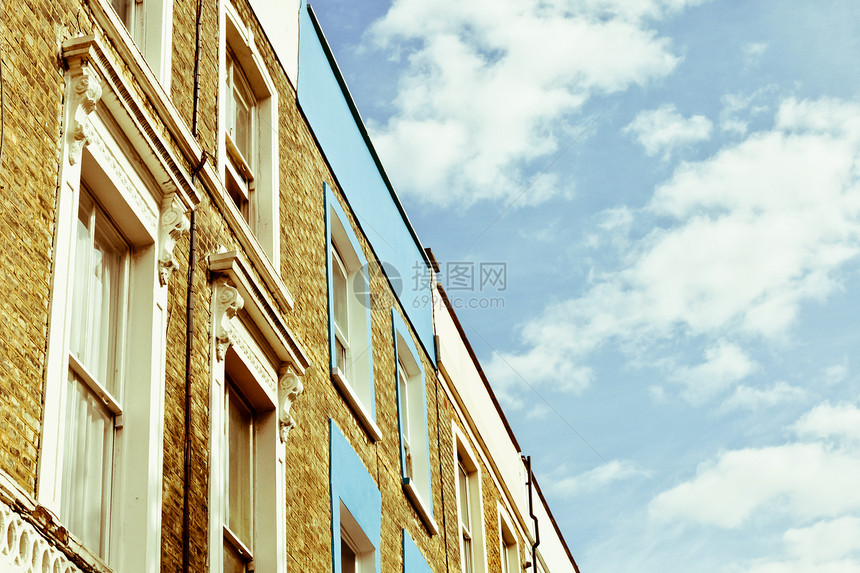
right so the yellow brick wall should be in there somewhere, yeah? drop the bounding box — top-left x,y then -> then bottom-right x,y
0,0 -> 533,569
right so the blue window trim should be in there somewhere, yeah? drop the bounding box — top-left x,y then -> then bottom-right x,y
325,182 -> 376,419
329,418 -> 381,573
402,529 -> 432,573
391,308 -> 433,515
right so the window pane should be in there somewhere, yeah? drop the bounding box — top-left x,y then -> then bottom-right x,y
70,192 -> 126,394
227,384 -> 254,546
462,536 -> 473,573
62,370 -> 113,558
233,86 -> 252,161
458,459 -> 470,528
399,363 -> 412,478
332,249 -> 348,339
336,338 -> 348,376
223,538 -> 247,573
69,196 -> 94,364
111,0 -> 130,27
501,545 -> 511,573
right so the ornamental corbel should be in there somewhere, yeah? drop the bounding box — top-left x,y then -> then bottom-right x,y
68,65 -> 101,165
278,367 -> 304,443
213,278 -> 244,362
158,204 -> 190,286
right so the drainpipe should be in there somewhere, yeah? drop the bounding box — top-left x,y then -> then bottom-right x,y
523,455 -> 540,570
183,0 -> 205,569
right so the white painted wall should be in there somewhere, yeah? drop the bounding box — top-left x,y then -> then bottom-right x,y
247,0 -> 300,87
435,283 -> 578,573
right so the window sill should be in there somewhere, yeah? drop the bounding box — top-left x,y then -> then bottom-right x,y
402,478 -> 438,535
331,368 -> 382,442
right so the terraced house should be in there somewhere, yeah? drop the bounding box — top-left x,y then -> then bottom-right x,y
0,0 -> 579,571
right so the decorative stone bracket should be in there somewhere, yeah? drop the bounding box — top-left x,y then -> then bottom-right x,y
68,65 -> 101,165
213,278 -> 244,362
158,204 -> 190,286
278,367 -> 304,444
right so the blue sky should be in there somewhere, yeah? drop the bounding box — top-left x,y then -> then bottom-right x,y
309,1 -> 860,571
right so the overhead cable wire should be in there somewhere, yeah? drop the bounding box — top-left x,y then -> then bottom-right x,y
465,324 -> 608,464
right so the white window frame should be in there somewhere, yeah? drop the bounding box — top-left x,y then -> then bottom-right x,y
498,505 -> 519,573
219,0 -> 280,269
339,501 -> 376,573
393,311 -> 437,534
96,0 -> 174,89
40,62 -> 169,573
453,425 -> 486,573
326,185 -> 380,441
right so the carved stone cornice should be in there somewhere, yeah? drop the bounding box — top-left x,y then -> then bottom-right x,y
0,502 -> 83,573
67,65 -> 101,165
213,278 -> 244,362
158,204 -> 190,286
278,367 -> 304,443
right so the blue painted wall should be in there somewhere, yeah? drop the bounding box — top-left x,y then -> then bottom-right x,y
329,419 -> 382,572
298,3 -> 436,364
402,530 -> 433,573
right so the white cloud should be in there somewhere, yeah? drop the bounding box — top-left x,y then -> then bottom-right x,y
650,403 -> 860,532
742,42 -> 768,68
671,341 -> 757,404
793,402 -> 860,443
783,516 -> 860,562
720,382 -> 807,412
488,97 -> 860,398
624,104 -> 713,159
549,460 -> 649,498
822,362 -> 849,386
720,87 -> 774,135
650,443 -> 860,528
367,0 -> 705,207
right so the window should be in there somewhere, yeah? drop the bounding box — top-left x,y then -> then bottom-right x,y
458,456 -> 474,573
332,245 -> 350,372
399,358 -> 413,477
221,0 -> 279,268
499,509 -> 518,573
207,253 -> 307,573
102,0 -> 173,88
340,503 -> 375,573
110,0 -> 142,38
224,50 -> 256,220
42,84 -> 167,570
60,188 -> 128,559
209,303 -> 288,573
223,376 -> 255,571
325,184 -> 379,440
392,310 -> 437,533
453,428 -> 485,573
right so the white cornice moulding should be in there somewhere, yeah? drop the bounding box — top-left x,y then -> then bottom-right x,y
209,251 -> 309,374
62,35 -> 201,211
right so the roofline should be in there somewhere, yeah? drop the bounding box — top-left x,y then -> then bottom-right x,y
304,4 -> 432,272
436,284 -> 521,451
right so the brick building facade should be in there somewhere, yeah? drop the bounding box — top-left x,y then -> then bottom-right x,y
0,0 -> 579,571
